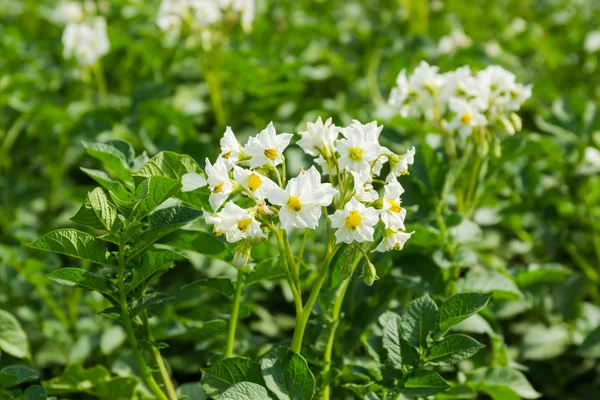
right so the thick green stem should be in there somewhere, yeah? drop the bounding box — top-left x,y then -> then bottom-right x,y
225,270 -> 245,358
291,245 -> 340,354
118,237 -> 168,400
143,311 -> 177,400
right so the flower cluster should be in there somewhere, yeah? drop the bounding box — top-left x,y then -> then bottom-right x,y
157,0 -> 255,36
58,2 -> 110,66
195,118 -> 415,268
389,61 -> 532,138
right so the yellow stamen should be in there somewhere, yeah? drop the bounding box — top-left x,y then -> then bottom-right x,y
237,218 -> 252,232
222,151 -> 232,159
345,211 -> 362,230
248,174 -> 262,191
393,241 -> 401,250
461,113 -> 472,124
213,183 -> 224,193
213,228 -> 223,236
388,200 -> 401,213
264,148 -> 278,160
348,147 -> 363,162
288,196 -> 302,212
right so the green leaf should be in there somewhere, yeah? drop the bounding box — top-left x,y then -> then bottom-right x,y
471,367 -> 541,399
71,199 -> 106,230
426,334 -> 485,365
128,293 -> 174,316
72,188 -> 120,232
83,140 -> 133,184
43,364 -> 111,395
516,264 -> 572,287
246,259 -> 285,286
162,230 -> 228,258
382,313 -> 403,369
177,187 -> 212,211
134,151 -> 202,181
260,347 -> 315,400
459,269 -> 522,300
132,176 -> 182,220
23,385 -> 47,400
47,268 -> 116,296
578,325 -> 600,358
200,358 -> 265,398
400,369 -> 450,397
28,229 -> 112,265
0,366 -> 38,388
133,206 -> 203,256
128,249 -> 186,292
183,277 -> 234,299
437,293 -> 491,335
401,294 -> 438,351
219,382 -> 271,400
0,310 -> 31,359
521,324 -> 570,360
81,168 -> 131,200
95,377 -> 138,399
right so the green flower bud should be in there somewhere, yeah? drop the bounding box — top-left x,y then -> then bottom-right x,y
359,260 -> 379,286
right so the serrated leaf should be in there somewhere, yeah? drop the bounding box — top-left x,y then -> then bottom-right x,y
47,268 -> 116,296
81,168 -> 131,200
459,269 -> 522,300
260,347 -> 315,400
162,230 -> 228,258
183,277 -> 234,299
401,294 -> 438,351
0,310 -> 31,359
28,229 -> 111,265
437,292 -> 491,335
578,325 -> 600,358
471,367 -> 541,399
128,250 -> 186,292
83,141 -> 133,184
246,259 -> 285,286
134,151 -> 202,181
200,358 -> 265,398
219,382 -> 271,400
0,366 -> 38,388
128,293 -> 174,316
400,369 -> 450,397
382,313 -> 403,369
426,334 -> 485,365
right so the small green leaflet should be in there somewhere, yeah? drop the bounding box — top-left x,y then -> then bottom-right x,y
28,229 -> 112,266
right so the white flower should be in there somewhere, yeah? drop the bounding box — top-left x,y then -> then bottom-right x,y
157,0 -> 189,33
577,147 -> 600,175
447,98 -> 488,137
329,197 -> 379,244
190,0 -> 223,26
62,17 -> 110,66
297,117 -> 339,157
388,146 -> 416,179
219,126 -> 242,169
380,181 -> 406,230
440,66 -> 486,103
206,202 -> 265,243
56,1 -> 84,23
506,83 -> 532,111
584,31 -> 600,54
268,167 -> 338,229
350,170 -> 378,203
375,229 -> 413,252
337,120 -> 382,172
205,157 -> 233,211
233,166 -> 277,201
243,122 -> 293,168
221,0 -> 255,31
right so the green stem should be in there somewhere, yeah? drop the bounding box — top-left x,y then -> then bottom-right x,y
272,228 -> 304,314
283,230 -> 301,290
118,236 -> 169,400
142,311 -> 178,400
321,255 -> 361,399
225,270 -> 245,358
201,50 -> 226,129
92,61 -> 107,95
465,154 -> 483,215
291,244 -> 341,354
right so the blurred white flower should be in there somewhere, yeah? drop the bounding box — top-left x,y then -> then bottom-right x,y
297,117 -> 339,157
438,29 -> 472,54
447,97 -> 488,138
577,147 -> 600,175
585,31 -> 600,53
62,17 -> 110,66
56,1 -> 84,23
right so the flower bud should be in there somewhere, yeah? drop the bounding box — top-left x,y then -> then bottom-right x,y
510,112 -> 522,132
499,116 -> 516,136
233,245 -> 251,270
359,260 -> 379,286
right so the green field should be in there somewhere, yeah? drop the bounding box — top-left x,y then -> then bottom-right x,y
1,1 -> 600,399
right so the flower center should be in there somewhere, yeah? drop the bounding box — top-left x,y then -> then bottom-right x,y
288,196 -> 302,212
393,241 -> 401,250
213,183 -> 224,193
461,113 -> 472,124
237,218 -> 252,232
345,211 -> 362,230
388,200 -> 401,213
264,148 -> 278,160
222,151 -> 232,159
348,147 -> 363,162
213,228 -> 223,236
248,174 -> 262,191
